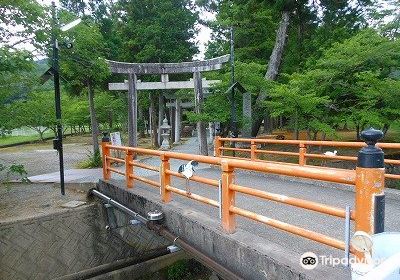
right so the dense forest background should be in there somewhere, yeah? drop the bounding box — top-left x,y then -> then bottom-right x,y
1,0 -> 400,152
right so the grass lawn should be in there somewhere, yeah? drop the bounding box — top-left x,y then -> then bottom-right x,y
0,131 -> 56,147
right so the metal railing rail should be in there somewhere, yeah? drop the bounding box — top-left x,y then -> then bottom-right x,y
101,129 -> 386,260
215,137 -> 400,180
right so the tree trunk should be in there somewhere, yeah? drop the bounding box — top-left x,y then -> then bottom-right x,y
252,11 -> 290,137
108,110 -> 113,130
293,110 -> 299,140
87,81 -> 99,154
158,94 -> 165,145
263,115 -> 273,134
38,130 -> 45,141
382,124 -> 390,137
306,128 -> 311,140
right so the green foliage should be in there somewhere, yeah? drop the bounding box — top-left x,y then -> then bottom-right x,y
268,29 -> 400,139
59,17 -> 110,92
167,259 -> 190,280
63,96 -> 89,128
0,0 -> 46,46
94,91 -> 126,129
114,0 -> 198,62
0,160 -> 29,183
6,91 -> 56,140
266,80 -> 331,136
188,61 -> 270,128
77,150 -> 102,169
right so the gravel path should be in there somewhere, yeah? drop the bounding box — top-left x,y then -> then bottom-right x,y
0,141 -> 90,178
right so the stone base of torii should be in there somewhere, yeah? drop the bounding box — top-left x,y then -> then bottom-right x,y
107,55 -> 230,155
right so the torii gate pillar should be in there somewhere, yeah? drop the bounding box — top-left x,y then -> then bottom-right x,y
174,98 -> 181,143
128,74 -> 138,147
194,71 -> 208,155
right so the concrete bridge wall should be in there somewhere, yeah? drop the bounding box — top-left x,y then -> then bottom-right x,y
97,179 -> 345,280
0,203 -> 168,280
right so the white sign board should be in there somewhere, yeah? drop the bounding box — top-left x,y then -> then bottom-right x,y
110,132 -> 122,146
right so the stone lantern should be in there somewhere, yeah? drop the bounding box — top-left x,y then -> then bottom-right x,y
160,117 -> 171,150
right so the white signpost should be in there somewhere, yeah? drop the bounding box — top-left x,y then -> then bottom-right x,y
110,132 -> 122,146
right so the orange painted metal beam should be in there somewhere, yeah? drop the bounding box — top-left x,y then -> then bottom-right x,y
106,156 -> 125,164
384,159 -> 400,165
106,144 -> 222,165
101,141 -> 111,180
125,151 -> 134,188
219,147 -> 251,153
299,143 -> 307,166
220,155 -> 251,161
220,137 -> 400,149
354,167 -> 385,234
255,150 -> 299,157
160,154 -> 171,202
130,161 -> 159,172
214,136 -> 222,157
221,160 -> 236,233
230,184 -> 355,219
166,185 -> 219,207
107,167 -> 125,176
385,173 -> 400,180
230,206 -> 347,251
227,158 -> 356,185
305,153 -> 357,161
250,141 -> 257,160
130,174 -> 161,188
166,170 -> 219,187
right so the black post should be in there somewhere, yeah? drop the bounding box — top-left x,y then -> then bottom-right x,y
229,26 -> 237,138
358,128 -> 385,234
51,1 -> 65,195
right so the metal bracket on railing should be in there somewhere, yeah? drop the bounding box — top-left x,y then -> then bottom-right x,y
167,245 -> 181,253
218,179 -> 222,220
344,206 -> 351,266
104,203 -> 118,230
129,219 -> 141,226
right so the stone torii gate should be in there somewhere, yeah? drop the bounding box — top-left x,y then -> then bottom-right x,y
106,55 -> 230,155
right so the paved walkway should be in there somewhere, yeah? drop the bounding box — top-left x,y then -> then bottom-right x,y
28,137 -> 206,183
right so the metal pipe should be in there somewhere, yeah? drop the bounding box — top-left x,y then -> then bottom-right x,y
148,222 -> 243,280
90,189 -> 148,223
54,247 -> 171,280
89,189 -> 242,280
344,206 -> 351,266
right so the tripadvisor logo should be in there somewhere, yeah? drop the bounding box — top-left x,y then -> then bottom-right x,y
300,252 -> 318,270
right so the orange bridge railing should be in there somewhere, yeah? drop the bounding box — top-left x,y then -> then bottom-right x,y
101,129 -> 387,260
215,136 -> 400,181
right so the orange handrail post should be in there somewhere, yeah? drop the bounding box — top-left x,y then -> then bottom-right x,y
299,142 -> 307,166
101,133 -> 111,180
125,150 -> 134,188
160,153 -> 171,203
214,136 -> 222,157
221,159 -> 236,233
355,128 -> 385,236
250,141 -> 256,161
354,129 -> 386,262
